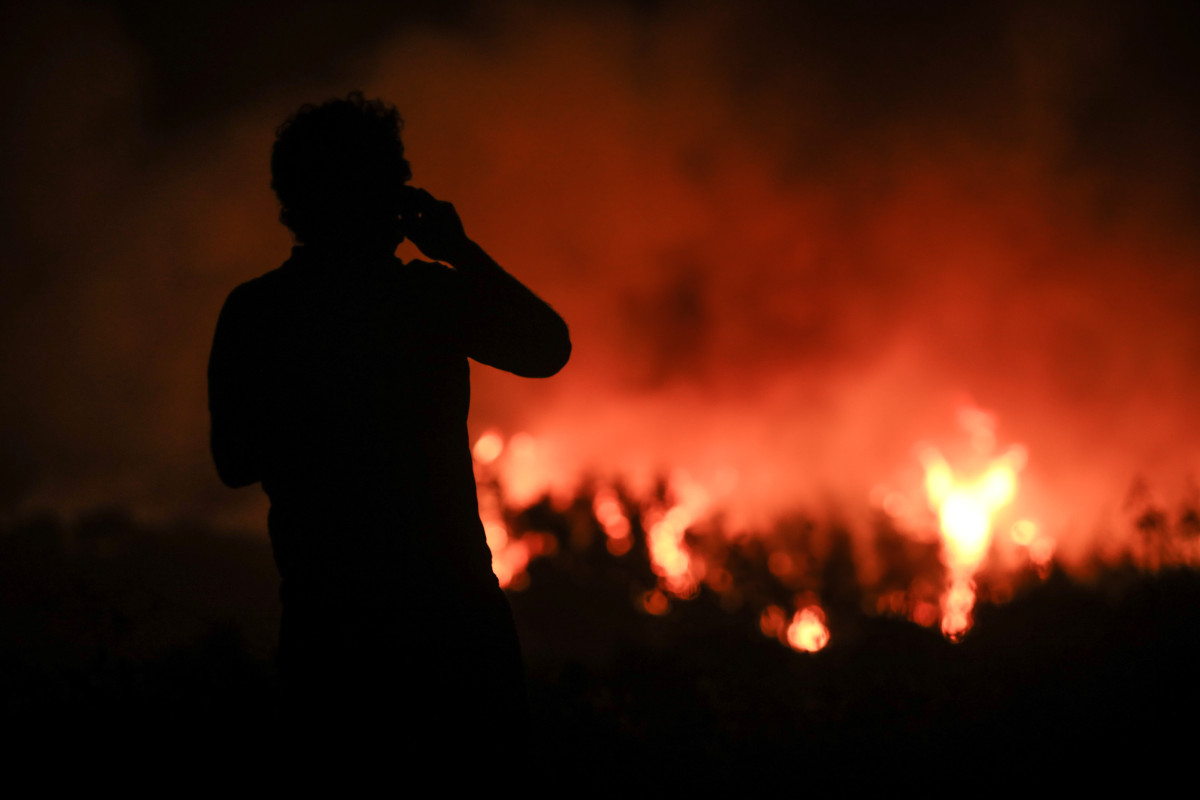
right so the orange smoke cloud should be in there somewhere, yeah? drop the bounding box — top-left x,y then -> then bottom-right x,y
1,0 -> 1198,593
363,4 -> 1200,575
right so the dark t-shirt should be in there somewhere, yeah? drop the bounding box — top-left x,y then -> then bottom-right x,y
208,245 -> 570,613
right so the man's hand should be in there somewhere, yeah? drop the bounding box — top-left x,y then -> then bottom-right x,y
397,186 -> 475,265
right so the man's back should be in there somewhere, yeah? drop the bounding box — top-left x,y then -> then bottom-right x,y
210,246 -> 496,608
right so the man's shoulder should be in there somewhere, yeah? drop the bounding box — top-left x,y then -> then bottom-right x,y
215,264 -> 294,334
225,260 -> 295,301
222,255 -> 459,313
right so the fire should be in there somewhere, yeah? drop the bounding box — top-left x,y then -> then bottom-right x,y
918,443 -> 1025,573
916,409 -> 1029,640
474,419 -> 1026,645
642,470 -> 711,598
482,516 -> 529,590
940,575 -> 976,641
1010,519 -> 1036,546
475,431 -> 558,590
644,506 -> 696,597
786,606 -> 830,653
593,488 -> 632,556
759,603 -> 831,652
472,403 -> 1194,653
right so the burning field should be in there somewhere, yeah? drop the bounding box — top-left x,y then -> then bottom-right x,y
2,0 -> 1199,781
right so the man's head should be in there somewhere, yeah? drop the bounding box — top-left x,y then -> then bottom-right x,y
271,92 -> 412,248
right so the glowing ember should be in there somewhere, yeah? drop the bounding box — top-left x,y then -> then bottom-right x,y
593,487 -> 632,556
760,604 -> 787,639
472,431 -> 504,465
940,575 -> 975,641
643,589 -> 670,616
912,600 -> 940,628
645,505 -> 697,597
641,470 -> 712,598
786,606 -> 830,653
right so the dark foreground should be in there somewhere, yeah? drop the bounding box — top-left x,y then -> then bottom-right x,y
1,510 -> 1196,787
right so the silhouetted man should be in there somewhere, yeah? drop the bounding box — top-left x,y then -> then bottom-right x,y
207,93 -> 570,750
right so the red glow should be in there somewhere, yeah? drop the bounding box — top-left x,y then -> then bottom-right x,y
760,605 -> 786,640
912,601 -> 940,629
643,589 -> 670,616
472,430 -> 504,465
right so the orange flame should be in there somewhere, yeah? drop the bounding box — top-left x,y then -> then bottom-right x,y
786,605 -> 830,653
470,406 -> 1117,654
593,487 -> 632,556
642,470 -> 711,598
917,408 -> 1029,639
645,505 -> 696,597
918,443 -> 1025,572
475,431 -> 559,590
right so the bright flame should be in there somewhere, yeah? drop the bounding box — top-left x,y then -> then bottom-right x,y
642,470 -> 711,598
918,412 -> 1029,639
1010,518 -> 1037,546
645,505 -> 696,597
919,444 -> 1025,572
786,606 -> 830,653
483,517 -> 531,590
940,575 -> 975,641
474,430 -> 557,590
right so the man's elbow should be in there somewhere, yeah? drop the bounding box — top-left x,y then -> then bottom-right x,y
543,327 -> 573,376
521,324 -> 572,378
216,461 -> 260,489
211,430 -> 261,488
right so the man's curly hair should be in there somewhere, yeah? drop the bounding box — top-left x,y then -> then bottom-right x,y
271,92 -> 412,244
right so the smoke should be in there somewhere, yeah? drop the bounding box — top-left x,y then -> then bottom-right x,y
3,1 -> 1199,563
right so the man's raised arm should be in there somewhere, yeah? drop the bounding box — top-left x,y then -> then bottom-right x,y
399,188 -> 571,378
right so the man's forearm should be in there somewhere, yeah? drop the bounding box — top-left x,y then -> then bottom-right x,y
443,238 -> 498,276
448,240 -> 572,378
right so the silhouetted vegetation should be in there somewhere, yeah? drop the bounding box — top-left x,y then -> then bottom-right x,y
3,505 -> 1197,784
